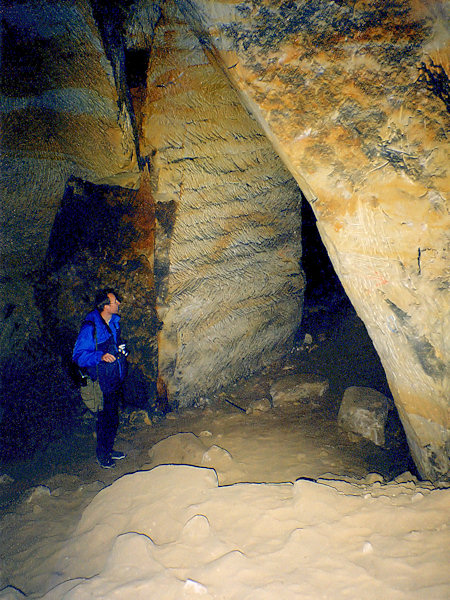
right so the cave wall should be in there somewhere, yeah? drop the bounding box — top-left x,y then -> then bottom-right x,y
1,0 -> 304,412
0,0 -> 137,358
175,0 -> 450,480
138,0 -> 304,404
1,0 -> 448,480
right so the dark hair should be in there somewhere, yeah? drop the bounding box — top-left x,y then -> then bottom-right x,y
95,288 -> 120,312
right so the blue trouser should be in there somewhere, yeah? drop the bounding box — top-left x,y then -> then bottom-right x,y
96,388 -> 121,460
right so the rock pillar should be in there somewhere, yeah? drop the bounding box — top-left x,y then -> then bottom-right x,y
141,0 -> 305,406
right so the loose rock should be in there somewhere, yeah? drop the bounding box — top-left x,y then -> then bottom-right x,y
338,386 -> 392,447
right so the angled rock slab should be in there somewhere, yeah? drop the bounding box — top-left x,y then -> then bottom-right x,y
270,374 -> 329,407
338,386 -> 392,447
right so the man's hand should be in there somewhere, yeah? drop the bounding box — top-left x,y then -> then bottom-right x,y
101,353 -> 116,363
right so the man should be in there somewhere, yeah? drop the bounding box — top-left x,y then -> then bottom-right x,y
73,288 -> 128,468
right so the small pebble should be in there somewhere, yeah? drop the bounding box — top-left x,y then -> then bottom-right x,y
362,541 -> 373,554
199,430 -> 213,437
184,579 -> 208,595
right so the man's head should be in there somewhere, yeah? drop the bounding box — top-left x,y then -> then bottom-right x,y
95,288 -> 121,319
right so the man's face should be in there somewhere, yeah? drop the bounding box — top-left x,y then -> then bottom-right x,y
105,293 -> 120,315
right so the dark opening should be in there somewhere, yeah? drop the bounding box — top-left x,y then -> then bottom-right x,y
125,49 -> 151,88
298,196 -> 391,396
297,196 -> 413,473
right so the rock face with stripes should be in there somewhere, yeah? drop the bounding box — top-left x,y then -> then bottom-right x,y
1,0 -> 304,411
139,0 -> 304,404
174,0 -> 450,480
0,0 -> 137,355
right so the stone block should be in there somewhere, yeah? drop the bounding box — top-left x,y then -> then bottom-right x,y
338,386 -> 392,447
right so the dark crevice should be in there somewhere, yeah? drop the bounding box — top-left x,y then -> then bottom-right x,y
125,49 -> 151,88
296,196 -> 413,475
298,196 -> 392,397
90,0 -> 144,168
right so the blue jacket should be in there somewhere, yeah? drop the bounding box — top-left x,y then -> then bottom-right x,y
73,310 -> 126,393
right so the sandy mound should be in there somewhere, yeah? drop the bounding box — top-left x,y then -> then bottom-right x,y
38,465 -> 449,600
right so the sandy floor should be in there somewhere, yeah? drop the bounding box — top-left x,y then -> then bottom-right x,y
0,355 -> 449,599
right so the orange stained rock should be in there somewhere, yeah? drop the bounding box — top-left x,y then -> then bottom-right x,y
369,175 -> 431,217
395,385 -> 450,428
116,168 -> 156,289
339,79 -> 374,107
324,127 -> 367,162
276,45 -> 303,66
146,85 -> 167,103
156,374 -> 170,413
312,183 -> 360,220
132,166 -> 156,250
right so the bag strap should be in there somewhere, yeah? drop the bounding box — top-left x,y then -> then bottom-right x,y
93,325 -> 101,410
86,320 -> 100,394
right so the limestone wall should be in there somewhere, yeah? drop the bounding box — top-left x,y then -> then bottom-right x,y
177,0 -> 450,479
140,1 -> 304,405
1,0 -> 448,479
0,0 -> 135,356
1,0 -> 135,274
